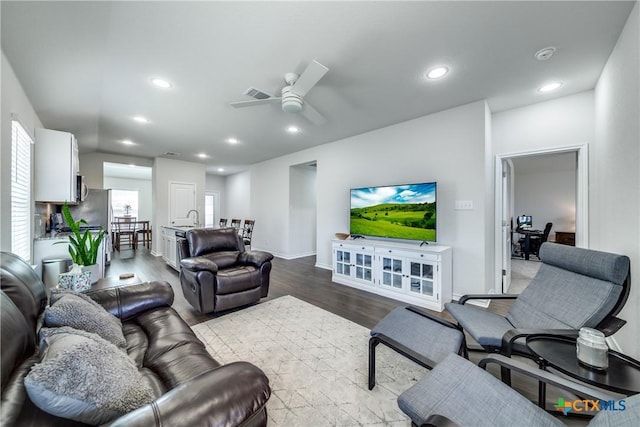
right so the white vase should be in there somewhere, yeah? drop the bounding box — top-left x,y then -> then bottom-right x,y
81,264 -> 101,285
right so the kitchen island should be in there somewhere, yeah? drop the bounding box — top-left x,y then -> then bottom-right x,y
160,225 -> 196,271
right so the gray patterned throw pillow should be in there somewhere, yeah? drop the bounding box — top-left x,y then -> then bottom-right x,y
45,289 -> 126,349
25,327 -> 155,425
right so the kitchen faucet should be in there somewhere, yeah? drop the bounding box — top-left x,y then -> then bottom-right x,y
186,209 -> 200,228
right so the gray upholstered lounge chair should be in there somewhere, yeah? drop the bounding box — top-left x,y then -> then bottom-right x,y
398,353 -> 640,427
445,243 -> 630,370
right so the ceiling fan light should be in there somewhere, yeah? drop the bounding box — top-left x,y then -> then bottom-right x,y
282,97 -> 303,113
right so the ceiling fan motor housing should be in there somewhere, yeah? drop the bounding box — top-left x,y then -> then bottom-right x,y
281,86 -> 303,113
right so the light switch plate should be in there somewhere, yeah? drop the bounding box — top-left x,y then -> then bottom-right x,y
455,200 -> 473,210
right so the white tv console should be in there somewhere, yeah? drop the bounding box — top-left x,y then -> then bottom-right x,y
331,238 -> 452,312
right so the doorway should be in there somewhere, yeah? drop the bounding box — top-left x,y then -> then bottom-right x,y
494,145 -> 588,293
289,161 -> 317,258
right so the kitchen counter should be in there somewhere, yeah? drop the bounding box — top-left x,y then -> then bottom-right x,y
161,225 -> 197,232
33,235 -> 107,280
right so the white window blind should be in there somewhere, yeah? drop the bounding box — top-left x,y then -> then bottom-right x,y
11,120 -> 33,262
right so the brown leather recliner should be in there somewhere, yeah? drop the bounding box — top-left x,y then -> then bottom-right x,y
178,227 -> 274,314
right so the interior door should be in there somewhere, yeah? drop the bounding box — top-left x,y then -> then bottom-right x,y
169,181 -> 196,226
501,159 -> 514,292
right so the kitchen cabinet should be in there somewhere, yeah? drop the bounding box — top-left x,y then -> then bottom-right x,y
332,239 -> 452,312
161,226 -> 179,271
34,128 -> 79,203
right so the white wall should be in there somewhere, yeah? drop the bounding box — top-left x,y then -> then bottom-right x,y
513,153 -> 577,234
80,152 -> 153,189
241,101 -> 491,296
103,176 -> 153,221
593,4 -> 639,358
152,157 -> 206,254
289,164 -> 317,257
224,171 -> 251,223
492,91 -> 595,155
1,52 -> 43,252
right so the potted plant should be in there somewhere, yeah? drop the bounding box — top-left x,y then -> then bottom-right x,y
55,203 -> 105,290
123,204 -> 132,216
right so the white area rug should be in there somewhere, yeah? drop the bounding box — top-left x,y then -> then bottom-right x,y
192,295 -> 428,426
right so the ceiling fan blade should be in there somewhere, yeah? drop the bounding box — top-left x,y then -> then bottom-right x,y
301,101 -> 327,126
291,60 -> 329,97
229,98 -> 281,108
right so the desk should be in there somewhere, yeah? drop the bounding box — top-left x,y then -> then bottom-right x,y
518,229 -> 544,260
527,335 -> 640,404
112,220 -> 151,250
555,231 -> 576,246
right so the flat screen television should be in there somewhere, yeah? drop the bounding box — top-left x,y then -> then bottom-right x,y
350,182 -> 437,242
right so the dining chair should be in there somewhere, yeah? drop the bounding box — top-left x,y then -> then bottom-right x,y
113,216 -> 138,250
231,218 -> 242,232
242,220 -> 255,248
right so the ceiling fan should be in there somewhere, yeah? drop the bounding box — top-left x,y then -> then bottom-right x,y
229,60 -> 329,125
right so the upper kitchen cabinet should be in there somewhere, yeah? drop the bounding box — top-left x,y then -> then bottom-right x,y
34,128 -> 79,203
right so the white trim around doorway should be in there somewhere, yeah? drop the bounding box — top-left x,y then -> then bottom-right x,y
493,144 -> 589,293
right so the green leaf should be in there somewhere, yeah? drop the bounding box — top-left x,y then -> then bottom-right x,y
59,202 -> 103,266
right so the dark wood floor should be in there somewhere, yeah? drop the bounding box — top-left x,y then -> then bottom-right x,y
107,247 -> 415,328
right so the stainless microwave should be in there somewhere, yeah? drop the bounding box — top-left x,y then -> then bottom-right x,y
76,175 -> 88,202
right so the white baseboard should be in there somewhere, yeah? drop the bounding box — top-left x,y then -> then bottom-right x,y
266,250 -> 316,260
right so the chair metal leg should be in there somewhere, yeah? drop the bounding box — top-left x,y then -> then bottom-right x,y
368,336 -> 380,390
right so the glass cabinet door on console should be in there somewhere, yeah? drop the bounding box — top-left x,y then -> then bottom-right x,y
380,255 -> 403,291
335,249 -> 351,278
408,259 -> 436,299
355,252 -> 373,282
333,243 -> 374,285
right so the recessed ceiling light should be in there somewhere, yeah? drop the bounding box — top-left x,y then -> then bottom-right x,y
535,47 -> 556,61
218,168 -> 224,172
287,126 -> 300,133
122,139 -> 134,145
226,137 -> 238,144
426,66 -> 449,79
197,153 -> 208,158
133,116 -> 149,124
151,78 -> 172,88
538,82 -> 563,93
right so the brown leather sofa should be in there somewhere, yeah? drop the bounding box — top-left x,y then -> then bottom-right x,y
178,227 -> 274,314
0,251 -> 271,427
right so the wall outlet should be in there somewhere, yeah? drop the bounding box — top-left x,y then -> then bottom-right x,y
455,200 -> 473,210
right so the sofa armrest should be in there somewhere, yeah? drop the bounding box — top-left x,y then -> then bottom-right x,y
85,281 -> 174,321
104,361 -> 271,427
180,256 -> 219,273
238,250 -> 274,268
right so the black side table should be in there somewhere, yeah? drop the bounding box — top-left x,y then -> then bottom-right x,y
526,335 -> 640,407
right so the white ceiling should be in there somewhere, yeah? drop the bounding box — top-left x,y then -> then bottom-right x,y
1,1 -> 634,175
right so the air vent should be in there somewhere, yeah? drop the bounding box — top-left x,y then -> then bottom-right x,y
164,151 -> 180,156
243,87 -> 272,100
